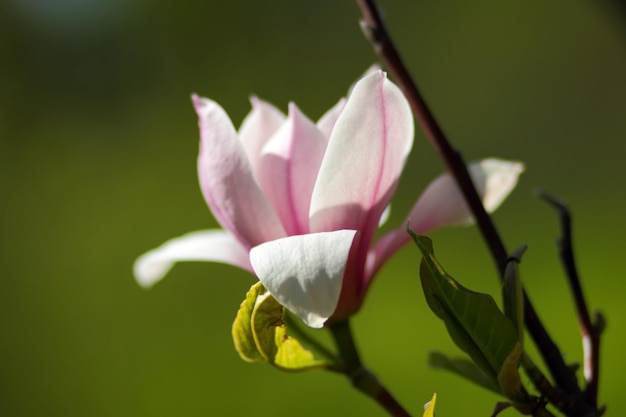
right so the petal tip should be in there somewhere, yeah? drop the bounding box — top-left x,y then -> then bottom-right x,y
248,94 -> 260,107
191,93 -> 203,108
133,253 -> 170,289
302,314 -> 327,329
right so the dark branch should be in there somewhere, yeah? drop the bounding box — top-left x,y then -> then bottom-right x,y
355,0 -> 580,396
537,191 -> 604,407
354,2 -> 609,416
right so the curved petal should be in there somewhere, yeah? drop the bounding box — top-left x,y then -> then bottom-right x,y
309,71 -> 414,237
316,98 -> 346,140
238,96 -> 285,176
348,64 -> 382,95
257,103 -> 328,235
406,158 -> 525,231
249,230 -> 357,328
367,158 -> 525,281
193,95 -> 286,248
134,230 -> 251,288
472,158 -> 525,213
315,65 -> 382,141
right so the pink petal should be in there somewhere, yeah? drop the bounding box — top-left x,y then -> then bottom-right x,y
238,96 -> 285,177
309,70 -> 413,238
348,64 -> 383,94
134,230 -> 251,288
193,95 -> 286,248
316,98 -> 346,140
249,230 -> 357,328
257,103 -> 328,235
406,158 -> 525,231
367,158 -> 525,281
315,66 -> 381,141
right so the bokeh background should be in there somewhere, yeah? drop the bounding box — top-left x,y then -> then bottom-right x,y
2,1 -> 625,416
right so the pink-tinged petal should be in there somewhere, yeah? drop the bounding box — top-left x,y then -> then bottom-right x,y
134,230 -> 251,288
367,158 -> 525,281
309,71 -> 413,236
249,230 -> 357,328
193,95 -> 286,248
315,66 -> 381,140
316,98 -> 346,140
406,158 -> 525,231
238,96 -> 285,176
257,103 -> 328,235
348,64 -> 382,95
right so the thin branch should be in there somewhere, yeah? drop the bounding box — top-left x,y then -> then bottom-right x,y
329,321 -> 413,417
521,353 -> 565,411
537,191 -> 604,407
355,0 -> 580,396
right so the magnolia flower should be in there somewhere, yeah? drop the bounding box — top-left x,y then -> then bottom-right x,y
134,70 -> 523,328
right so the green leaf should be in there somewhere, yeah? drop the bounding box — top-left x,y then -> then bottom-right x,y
232,281 -> 266,362
251,290 -> 329,371
422,393 -> 437,417
428,351 -> 501,395
411,233 -> 518,380
232,281 -> 332,372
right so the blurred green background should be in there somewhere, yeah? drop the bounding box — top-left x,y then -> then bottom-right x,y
2,1 -> 625,416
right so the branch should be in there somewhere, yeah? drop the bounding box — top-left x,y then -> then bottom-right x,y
354,3 -> 608,417
329,321 -> 413,417
355,0 -> 579,396
537,191 -> 605,408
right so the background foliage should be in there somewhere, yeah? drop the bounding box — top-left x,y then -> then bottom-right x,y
2,1 -> 625,415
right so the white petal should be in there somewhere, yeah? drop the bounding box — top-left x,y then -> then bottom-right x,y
249,230 -> 357,328
134,230 -> 251,288
471,158 -> 525,213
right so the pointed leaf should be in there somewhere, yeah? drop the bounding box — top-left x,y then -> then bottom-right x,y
422,393 -> 437,417
412,233 -> 518,380
428,351 -> 502,395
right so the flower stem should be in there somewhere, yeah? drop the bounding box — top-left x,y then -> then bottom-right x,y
329,320 -> 412,417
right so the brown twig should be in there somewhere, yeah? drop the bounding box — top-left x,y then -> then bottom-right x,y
537,191 -> 604,408
354,1 -> 600,416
